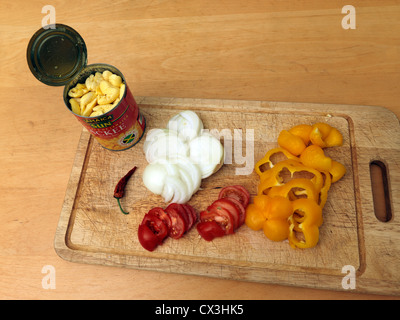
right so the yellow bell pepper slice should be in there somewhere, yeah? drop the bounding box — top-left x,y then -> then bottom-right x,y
300,145 -> 332,172
329,160 -> 346,183
258,159 -> 324,196
318,171 -> 332,209
266,178 -> 319,202
254,147 -> 300,176
277,130 -> 307,156
263,219 -> 290,242
245,203 -> 266,231
309,123 -> 343,148
324,127 -> 343,148
245,195 -> 293,241
288,124 -> 312,145
266,195 -> 293,220
249,122 -> 346,249
288,198 -> 323,249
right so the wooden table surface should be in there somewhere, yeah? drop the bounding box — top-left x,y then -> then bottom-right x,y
1,0 -> 399,300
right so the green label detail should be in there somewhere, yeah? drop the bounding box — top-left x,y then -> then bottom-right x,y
122,133 -> 136,144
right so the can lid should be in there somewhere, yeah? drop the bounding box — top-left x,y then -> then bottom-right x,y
27,24 -> 87,86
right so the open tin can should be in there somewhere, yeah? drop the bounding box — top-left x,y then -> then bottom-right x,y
27,24 -> 146,151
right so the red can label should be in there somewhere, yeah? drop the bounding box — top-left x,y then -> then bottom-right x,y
76,85 -> 146,150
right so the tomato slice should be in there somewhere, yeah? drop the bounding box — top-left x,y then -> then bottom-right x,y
196,221 -> 225,241
147,207 -> 172,230
203,206 -> 235,235
209,199 -> 240,230
188,204 -> 198,222
141,214 -> 169,242
165,204 -> 187,239
182,204 -> 197,230
138,224 -> 160,252
222,197 -> 246,227
166,203 -> 189,231
218,185 -> 250,208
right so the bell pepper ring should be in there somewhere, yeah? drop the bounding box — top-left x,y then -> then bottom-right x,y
248,122 -> 346,249
318,171 -> 332,209
277,130 -> 307,156
254,147 -> 300,177
324,127 -> 343,148
288,124 -> 312,145
245,203 -> 266,231
309,123 -> 343,148
300,145 -> 332,172
263,219 -> 290,242
309,123 -> 332,148
263,178 -> 319,202
288,198 -> 323,249
258,159 -> 324,194
329,160 -> 347,183
245,195 -> 293,242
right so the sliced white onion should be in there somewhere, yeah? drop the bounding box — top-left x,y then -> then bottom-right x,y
142,163 -> 168,195
188,133 -> 224,178
143,128 -> 167,161
144,128 -> 166,142
171,155 -> 202,195
178,167 -> 194,196
165,175 -> 190,204
167,110 -> 204,142
177,156 -> 202,194
153,158 -> 180,177
161,183 -> 174,203
142,110 -> 225,204
196,164 -> 216,180
144,129 -> 189,163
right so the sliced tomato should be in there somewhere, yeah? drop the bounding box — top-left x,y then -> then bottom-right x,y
196,220 -> 225,241
203,206 -> 235,235
222,197 -> 246,227
182,204 -> 197,230
209,198 -> 240,230
187,204 -> 198,224
166,203 -> 189,231
147,207 -> 171,230
200,210 -> 215,222
165,204 -> 187,239
138,224 -> 160,252
218,185 -> 250,208
141,214 -> 169,243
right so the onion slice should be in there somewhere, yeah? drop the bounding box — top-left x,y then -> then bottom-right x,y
170,155 -> 202,195
189,132 -> 224,178
144,129 -> 188,163
167,110 -> 204,142
142,163 -> 168,195
142,110 -> 225,204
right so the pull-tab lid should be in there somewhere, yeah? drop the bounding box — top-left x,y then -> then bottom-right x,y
27,24 -> 87,86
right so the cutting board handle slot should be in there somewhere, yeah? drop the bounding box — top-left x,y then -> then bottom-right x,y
369,160 -> 392,222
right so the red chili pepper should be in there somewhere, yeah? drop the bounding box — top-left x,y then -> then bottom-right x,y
114,166 -> 137,214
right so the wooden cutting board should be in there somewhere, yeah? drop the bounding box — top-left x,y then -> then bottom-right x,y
55,97 -> 400,296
